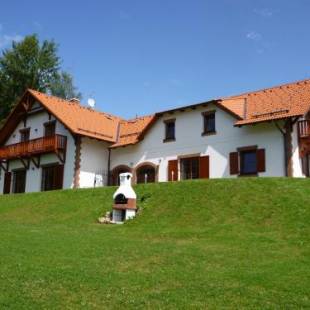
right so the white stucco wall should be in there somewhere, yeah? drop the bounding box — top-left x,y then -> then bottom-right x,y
110,104 -> 286,180
79,138 -> 110,188
0,106 -> 75,194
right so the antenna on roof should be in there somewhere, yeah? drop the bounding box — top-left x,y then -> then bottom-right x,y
87,98 -> 96,109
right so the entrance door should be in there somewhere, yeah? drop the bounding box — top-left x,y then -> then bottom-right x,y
180,157 -> 199,180
3,172 -> 12,194
12,170 -> 26,193
41,164 -> 64,191
136,165 -> 156,184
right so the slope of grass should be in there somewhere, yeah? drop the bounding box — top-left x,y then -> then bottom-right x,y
0,178 -> 309,309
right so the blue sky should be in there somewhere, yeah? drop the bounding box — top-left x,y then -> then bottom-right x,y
0,1 -> 309,118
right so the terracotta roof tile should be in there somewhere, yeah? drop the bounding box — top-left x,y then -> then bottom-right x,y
218,79 -> 310,126
2,79 -> 310,147
111,115 -> 156,148
29,90 -> 122,142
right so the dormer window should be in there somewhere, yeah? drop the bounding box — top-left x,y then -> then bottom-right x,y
20,128 -> 30,142
163,119 -> 175,142
44,121 -> 56,137
202,111 -> 216,135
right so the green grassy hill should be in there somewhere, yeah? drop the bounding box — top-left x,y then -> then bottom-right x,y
0,178 -> 309,309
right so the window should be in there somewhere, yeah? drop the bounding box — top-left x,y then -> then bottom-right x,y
44,121 -> 56,137
202,111 -> 216,135
230,146 -> 265,176
240,150 -> 257,175
164,119 -> 175,142
180,157 -> 199,180
12,170 -> 26,193
41,164 -> 64,191
20,128 -> 30,142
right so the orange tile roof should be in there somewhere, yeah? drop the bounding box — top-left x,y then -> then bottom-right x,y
29,90 -> 122,142
110,115 -> 156,148
2,79 -> 310,147
218,79 -> 310,126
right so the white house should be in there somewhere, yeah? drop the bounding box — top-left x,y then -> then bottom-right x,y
0,79 -> 310,194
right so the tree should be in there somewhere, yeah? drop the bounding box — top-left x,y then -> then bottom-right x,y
48,71 -> 82,100
0,34 -> 81,122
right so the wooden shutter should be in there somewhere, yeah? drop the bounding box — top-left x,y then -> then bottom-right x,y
257,149 -> 266,172
301,155 -> 310,177
199,156 -> 210,179
168,160 -> 178,181
3,172 -> 12,194
230,152 -> 239,175
54,165 -> 64,189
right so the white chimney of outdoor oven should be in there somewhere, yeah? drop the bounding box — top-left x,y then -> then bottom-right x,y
113,173 -> 136,200
112,173 -> 137,223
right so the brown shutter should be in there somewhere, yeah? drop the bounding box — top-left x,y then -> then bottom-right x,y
199,156 -> 210,179
257,149 -> 266,172
230,152 -> 239,175
301,155 -> 310,177
168,160 -> 178,181
3,172 -> 12,194
54,165 -> 64,189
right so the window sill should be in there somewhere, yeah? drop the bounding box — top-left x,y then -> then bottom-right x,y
201,131 -> 216,136
163,138 -> 176,143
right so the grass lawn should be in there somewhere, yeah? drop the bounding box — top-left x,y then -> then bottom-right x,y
0,178 -> 309,309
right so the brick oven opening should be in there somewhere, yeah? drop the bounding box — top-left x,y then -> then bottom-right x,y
114,193 -> 128,205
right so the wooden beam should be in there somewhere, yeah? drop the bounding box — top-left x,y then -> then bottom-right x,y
55,150 -> 65,164
31,156 -> 41,168
20,158 -> 30,170
0,161 -> 8,172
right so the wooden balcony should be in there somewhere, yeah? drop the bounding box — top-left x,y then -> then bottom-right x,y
0,135 -> 67,161
298,120 -> 310,158
298,120 -> 310,139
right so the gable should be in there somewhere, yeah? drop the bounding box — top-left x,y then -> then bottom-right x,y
0,90 -> 122,145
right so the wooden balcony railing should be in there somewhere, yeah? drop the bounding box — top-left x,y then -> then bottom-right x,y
0,135 -> 67,160
298,120 -> 310,139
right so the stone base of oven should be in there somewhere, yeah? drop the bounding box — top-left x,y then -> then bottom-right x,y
112,208 -> 136,223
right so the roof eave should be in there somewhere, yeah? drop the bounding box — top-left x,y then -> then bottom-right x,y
234,114 -> 303,127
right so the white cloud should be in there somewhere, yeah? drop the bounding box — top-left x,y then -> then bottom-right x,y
0,34 -> 23,48
246,31 -> 262,41
254,8 -> 273,18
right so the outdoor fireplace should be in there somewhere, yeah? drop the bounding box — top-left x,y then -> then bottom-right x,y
112,173 -> 137,223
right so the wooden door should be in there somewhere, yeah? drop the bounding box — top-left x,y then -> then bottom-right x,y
3,172 -> 11,194
41,164 -> 64,191
199,156 -> 209,179
136,166 -> 155,184
168,160 -> 178,181
12,170 -> 26,193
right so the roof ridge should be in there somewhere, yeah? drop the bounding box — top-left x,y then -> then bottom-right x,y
124,114 -> 155,122
28,89 -> 123,121
222,78 -> 310,100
